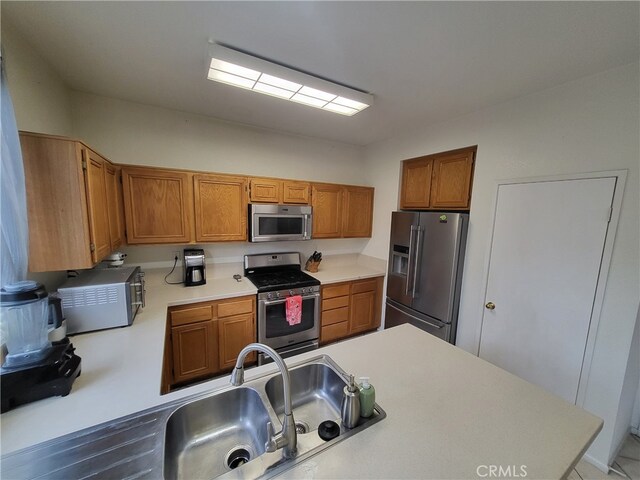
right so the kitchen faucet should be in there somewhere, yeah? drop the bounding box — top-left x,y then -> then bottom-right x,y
230,343 -> 297,459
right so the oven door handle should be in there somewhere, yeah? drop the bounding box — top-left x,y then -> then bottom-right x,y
261,292 -> 320,306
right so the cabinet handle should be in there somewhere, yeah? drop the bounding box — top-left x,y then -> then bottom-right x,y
485,302 -> 496,310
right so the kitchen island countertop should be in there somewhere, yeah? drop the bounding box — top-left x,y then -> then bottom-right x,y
1,257 -> 601,478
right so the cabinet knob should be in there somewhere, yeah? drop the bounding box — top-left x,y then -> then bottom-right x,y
485,302 -> 496,310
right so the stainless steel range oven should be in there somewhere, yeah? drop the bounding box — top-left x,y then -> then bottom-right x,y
244,253 -> 320,365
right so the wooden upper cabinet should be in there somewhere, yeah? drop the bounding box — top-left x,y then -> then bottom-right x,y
104,163 -> 125,250
122,166 -> 194,244
249,177 -> 280,203
400,146 -> 476,211
19,132 -> 123,272
430,149 -> 475,209
312,183 -> 374,239
249,178 -> 310,205
400,157 -> 433,209
83,148 -> 111,263
311,183 -> 343,238
282,181 -> 310,204
342,186 -> 374,238
194,174 -> 248,242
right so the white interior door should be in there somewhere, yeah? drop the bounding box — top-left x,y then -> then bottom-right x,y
479,177 -> 616,404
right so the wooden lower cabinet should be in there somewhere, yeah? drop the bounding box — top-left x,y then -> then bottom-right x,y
320,277 -> 383,345
162,295 -> 256,392
171,319 -> 218,384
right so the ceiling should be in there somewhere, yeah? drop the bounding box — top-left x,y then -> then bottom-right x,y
2,2 -> 638,146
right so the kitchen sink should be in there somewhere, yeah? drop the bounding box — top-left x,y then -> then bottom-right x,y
164,387 -> 271,480
264,363 -> 344,432
163,355 -> 386,480
1,355 -> 385,480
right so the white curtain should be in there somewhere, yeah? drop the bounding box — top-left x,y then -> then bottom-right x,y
0,53 -> 29,289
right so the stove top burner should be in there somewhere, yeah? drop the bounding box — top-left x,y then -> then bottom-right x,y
245,269 -> 320,293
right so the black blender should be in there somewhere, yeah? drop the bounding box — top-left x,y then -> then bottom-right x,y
0,281 -> 81,413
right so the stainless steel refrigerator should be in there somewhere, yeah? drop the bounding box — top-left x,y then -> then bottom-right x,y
385,211 -> 468,343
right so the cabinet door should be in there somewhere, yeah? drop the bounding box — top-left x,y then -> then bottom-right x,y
83,148 -> 112,263
20,134 -> 94,272
430,150 -> 475,209
342,186 -> 374,238
311,183 -> 343,238
218,313 -> 256,370
282,181 -> 310,204
104,163 -> 124,250
194,174 -> 248,242
122,167 -> 193,244
249,177 -> 280,203
171,319 -> 219,384
400,157 -> 432,209
348,278 -> 383,335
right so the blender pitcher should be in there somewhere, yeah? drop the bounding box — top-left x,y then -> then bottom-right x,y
0,281 -> 51,367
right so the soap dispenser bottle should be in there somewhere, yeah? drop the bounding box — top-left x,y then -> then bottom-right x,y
341,374 -> 361,429
359,376 -> 376,418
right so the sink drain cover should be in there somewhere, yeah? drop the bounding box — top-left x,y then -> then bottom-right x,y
226,447 -> 251,470
318,420 -> 340,441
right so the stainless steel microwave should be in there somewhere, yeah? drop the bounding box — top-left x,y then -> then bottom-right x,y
57,266 -> 145,334
249,204 -> 312,242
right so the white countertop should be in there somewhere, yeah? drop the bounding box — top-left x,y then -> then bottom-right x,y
0,258 -> 602,479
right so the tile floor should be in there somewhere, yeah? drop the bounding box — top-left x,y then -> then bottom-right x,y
568,434 -> 640,480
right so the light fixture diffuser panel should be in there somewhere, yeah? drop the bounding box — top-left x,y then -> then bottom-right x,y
207,44 -> 372,116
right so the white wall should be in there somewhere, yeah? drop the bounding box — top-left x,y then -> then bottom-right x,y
69,92 -> 369,267
362,63 -> 640,468
1,21 -> 73,137
1,19 -> 74,291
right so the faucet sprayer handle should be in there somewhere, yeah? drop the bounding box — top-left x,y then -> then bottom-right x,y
265,421 -> 277,452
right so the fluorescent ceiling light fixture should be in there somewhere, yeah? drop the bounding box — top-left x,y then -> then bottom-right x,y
207,45 -> 373,116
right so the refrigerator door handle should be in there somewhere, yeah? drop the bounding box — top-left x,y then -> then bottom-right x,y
411,226 -> 424,298
406,225 -> 418,296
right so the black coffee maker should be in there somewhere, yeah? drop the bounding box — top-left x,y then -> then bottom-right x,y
184,248 -> 206,287
0,281 -> 81,413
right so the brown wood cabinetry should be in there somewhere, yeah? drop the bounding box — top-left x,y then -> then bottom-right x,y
282,181 -> 310,204
104,163 -> 125,250
399,146 -> 476,211
122,166 -> 194,244
19,132 -> 124,272
320,277 -> 383,345
249,177 -> 310,205
312,183 -> 374,239
342,186 -> 374,238
162,295 -> 256,392
311,183 -> 343,238
194,174 -> 248,242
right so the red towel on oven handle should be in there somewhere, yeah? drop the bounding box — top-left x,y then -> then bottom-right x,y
286,295 -> 302,326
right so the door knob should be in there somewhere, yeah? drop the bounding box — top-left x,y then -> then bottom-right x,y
485,302 -> 496,310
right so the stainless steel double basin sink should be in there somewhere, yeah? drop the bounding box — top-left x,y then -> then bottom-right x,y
164,356 -> 386,479
1,355 -> 385,480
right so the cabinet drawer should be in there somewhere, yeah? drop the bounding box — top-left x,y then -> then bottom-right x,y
322,306 -> 349,326
352,279 -> 379,294
322,296 -> 349,311
217,297 -> 254,318
170,305 -> 213,326
321,322 -> 349,343
322,283 -> 350,299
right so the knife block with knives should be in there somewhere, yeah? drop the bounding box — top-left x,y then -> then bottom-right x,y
305,251 -> 322,273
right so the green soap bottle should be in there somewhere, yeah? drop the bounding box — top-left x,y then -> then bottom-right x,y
358,376 -> 375,418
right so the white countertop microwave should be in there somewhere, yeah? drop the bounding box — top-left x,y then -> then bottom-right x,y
57,266 -> 145,334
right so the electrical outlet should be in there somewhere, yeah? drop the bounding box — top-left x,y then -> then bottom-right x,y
172,250 -> 181,261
